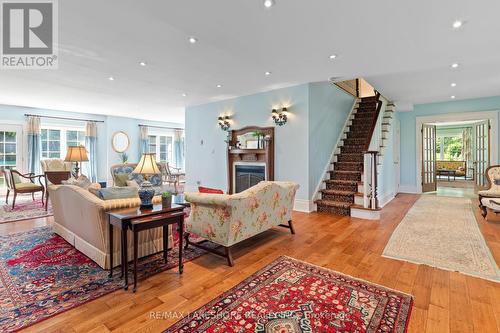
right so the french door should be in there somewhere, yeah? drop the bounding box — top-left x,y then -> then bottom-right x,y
421,124 -> 437,192
473,120 -> 490,189
0,124 -> 24,193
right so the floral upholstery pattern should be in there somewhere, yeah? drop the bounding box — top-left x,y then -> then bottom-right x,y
185,181 -> 299,247
478,165 -> 500,197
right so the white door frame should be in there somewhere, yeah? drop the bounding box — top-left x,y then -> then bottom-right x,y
415,110 -> 498,193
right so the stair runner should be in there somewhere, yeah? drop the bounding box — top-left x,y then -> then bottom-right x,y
315,96 -> 379,216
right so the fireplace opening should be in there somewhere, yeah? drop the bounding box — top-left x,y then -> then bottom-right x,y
234,164 -> 266,193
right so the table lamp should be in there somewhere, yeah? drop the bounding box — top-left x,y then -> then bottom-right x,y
64,146 -> 89,178
133,153 -> 160,208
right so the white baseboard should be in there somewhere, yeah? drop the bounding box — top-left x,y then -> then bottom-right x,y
398,185 -> 420,194
378,191 -> 395,208
351,208 -> 380,220
294,199 -> 314,213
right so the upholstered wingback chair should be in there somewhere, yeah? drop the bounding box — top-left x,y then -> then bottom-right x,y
40,159 -> 73,172
478,165 -> 500,218
184,181 -> 299,265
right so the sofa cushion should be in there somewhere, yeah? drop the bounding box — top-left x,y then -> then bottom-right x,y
126,180 -> 140,188
97,187 -> 139,200
61,175 -> 92,189
198,186 -> 224,194
16,182 -> 43,190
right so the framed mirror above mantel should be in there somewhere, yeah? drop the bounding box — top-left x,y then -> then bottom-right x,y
227,126 -> 274,194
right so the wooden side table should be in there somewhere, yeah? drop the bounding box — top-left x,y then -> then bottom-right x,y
107,204 -> 185,292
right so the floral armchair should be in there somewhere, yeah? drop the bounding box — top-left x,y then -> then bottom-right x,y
478,165 -> 500,219
184,181 -> 299,266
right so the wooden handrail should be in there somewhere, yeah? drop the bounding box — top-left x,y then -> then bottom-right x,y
364,91 -> 383,151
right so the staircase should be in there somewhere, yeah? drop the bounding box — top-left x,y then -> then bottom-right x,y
315,96 -> 380,216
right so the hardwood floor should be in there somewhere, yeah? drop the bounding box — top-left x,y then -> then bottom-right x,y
2,193 -> 500,333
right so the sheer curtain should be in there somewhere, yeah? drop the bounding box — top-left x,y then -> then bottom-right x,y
139,125 -> 149,159
174,129 -> 185,170
85,122 -> 98,182
462,127 -> 473,178
26,116 -> 41,174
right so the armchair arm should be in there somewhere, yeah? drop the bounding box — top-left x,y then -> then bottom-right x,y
185,192 -> 230,207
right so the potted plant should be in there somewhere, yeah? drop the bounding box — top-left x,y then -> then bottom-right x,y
120,152 -> 129,164
161,191 -> 172,208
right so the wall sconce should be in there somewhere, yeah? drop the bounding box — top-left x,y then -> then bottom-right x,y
218,115 -> 231,131
272,107 -> 288,126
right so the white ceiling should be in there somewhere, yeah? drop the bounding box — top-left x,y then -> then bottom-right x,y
1,0 -> 499,122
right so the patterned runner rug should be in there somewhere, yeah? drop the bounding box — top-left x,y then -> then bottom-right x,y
0,195 -> 52,224
383,196 -> 500,282
0,226 -> 208,332
165,256 -> 413,333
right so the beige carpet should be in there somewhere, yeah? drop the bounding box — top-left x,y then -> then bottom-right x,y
383,196 -> 500,282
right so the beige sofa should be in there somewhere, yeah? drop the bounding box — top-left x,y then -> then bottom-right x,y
48,184 -> 173,269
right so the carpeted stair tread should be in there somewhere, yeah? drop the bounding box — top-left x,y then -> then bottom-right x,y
325,179 -> 359,185
320,189 -> 355,196
315,200 -> 352,208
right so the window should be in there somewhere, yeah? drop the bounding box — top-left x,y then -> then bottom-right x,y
41,126 -> 85,159
0,131 -> 17,188
148,133 -> 173,163
436,136 -> 463,161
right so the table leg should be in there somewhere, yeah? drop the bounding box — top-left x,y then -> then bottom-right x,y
123,229 -> 128,290
109,219 -> 113,278
120,229 -> 124,278
178,216 -> 184,274
163,225 -> 169,263
133,231 -> 138,293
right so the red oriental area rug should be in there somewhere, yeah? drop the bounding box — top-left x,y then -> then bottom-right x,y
0,227 -> 208,332
165,256 -> 413,333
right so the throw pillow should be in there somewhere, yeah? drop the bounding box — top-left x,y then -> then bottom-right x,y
97,187 -> 139,200
62,175 -> 92,189
150,174 -> 162,186
114,173 -> 130,187
198,186 -> 224,194
126,180 -> 140,188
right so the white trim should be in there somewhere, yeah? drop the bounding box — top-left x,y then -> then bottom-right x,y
415,110 -> 499,193
351,208 -> 380,220
312,98 -> 358,202
378,191 -> 395,207
293,199 -> 313,213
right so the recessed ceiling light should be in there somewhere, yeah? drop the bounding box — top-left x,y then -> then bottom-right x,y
263,0 -> 275,8
188,36 -> 198,44
451,95 -> 456,99
451,63 -> 459,68
265,71 -> 272,76
452,20 -> 463,29
451,83 -> 457,87
108,76 -> 115,81
182,93 -> 187,97
216,84 -> 223,88
329,54 -> 338,60
139,61 -> 147,66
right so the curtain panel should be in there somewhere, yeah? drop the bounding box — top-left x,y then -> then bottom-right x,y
85,122 -> 98,182
139,126 -> 149,159
174,129 -> 185,170
26,116 -> 41,174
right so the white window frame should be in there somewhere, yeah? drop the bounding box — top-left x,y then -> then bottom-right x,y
148,129 -> 174,163
40,124 -> 86,160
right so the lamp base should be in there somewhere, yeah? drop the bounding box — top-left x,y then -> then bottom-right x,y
138,180 -> 155,209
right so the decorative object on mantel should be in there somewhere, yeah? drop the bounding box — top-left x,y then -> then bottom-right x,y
227,126 -> 274,194
272,107 -> 288,126
218,115 -> 231,131
64,146 -> 89,178
133,153 -> 161,208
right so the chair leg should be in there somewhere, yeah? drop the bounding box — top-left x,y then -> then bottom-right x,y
32,192 -> 35,201
12,193 -> 16,209
288,220 -> 295,234
225,246 -> 234,267
184,232 -> 190,250
5,189 -> 9,204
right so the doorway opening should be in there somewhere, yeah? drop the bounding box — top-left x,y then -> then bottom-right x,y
421,119 -> 490,198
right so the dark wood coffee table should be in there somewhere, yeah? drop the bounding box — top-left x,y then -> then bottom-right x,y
107,204 -> 185,292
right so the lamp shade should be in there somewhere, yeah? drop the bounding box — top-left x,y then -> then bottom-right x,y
133,153 -> 160,174
64,146 -> 89,162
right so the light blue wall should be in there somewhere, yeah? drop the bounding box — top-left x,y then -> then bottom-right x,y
308,83 -> 355,197
0,104 -> 183,183
185,82 -> 354,202
185,84 -> 311,200
397,96 -> 500,189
